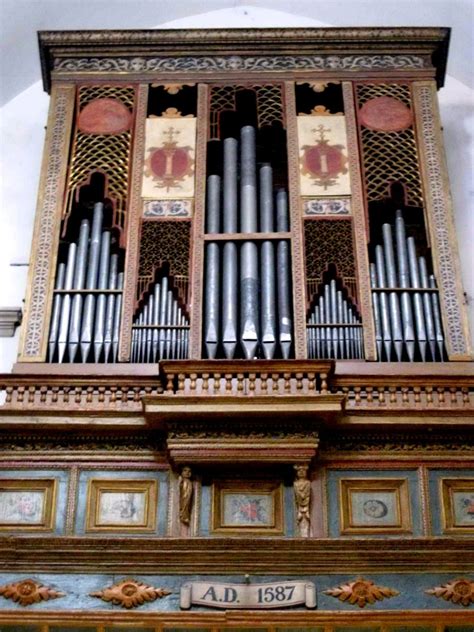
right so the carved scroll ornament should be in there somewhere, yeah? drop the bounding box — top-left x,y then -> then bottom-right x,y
324,577 -> 399,608
0,578 -> 65,607
90,578 -> 171,609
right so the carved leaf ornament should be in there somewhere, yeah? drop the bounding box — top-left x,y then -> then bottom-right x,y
324,577 -> 399,608
90,578 -> 171,609
426,578 -> 474,607
0,578 -> 65,606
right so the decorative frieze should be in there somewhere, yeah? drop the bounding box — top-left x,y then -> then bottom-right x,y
426,578 -> 474,607
0,578 -> 64,606
324,577 -> 399,608
90,578 -> 171,609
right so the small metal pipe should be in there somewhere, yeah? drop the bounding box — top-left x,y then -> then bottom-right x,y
48,263 -> 66,361
57,242 -> 77,363
419,256 -> 437,361
93,231 -> 111,362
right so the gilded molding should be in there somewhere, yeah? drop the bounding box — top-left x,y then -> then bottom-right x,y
284,82 -> 307,358
426,578 -> 474,607
1,537 -> 472,574
53,54 -> 428,75
413,81 -> 473,360
324,577 -> 399,608
18,84 -> 75,361
90,578 -> 171,609
342,81 -> 377,360
0,578 -> 64,607
119,83 -> 148,362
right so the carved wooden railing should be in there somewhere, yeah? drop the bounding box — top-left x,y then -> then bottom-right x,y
0,361 -> 472,416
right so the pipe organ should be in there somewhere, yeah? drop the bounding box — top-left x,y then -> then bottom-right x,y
1,27 -> 473,631
14,32 -> 469,367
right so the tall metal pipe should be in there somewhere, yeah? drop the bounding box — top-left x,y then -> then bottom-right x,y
158,275 -> 169,360
395,210 -> 415,361
165,289 -> 173,359
146,293 -> 155,363
330,279 -> 339,359
240,126 -> 259,359
370,263 -> 383,360
103,253 -> 118,363
337,290 -> 345,359
93,231 -> 111,362
375,245 -> 393,361
407,237 -> 427,361
276,189 -> 293,359
429,274 -> 445,360
259,164 -> 276,359
68,219 -> 90,362
152,282 -> 161,362
324,283 -> 332,358
204,174 -> 221,358
382,225 -> 403,361
80,202 -> 104,362
419,256 -> 437,361
111,272 -> 123,363
48,263 -> 66,361
221,137 -> 238,359
319,295 -> 327,359
57,242 -> 77,363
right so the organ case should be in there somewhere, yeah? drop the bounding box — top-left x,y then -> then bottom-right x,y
17,28 -> 472,366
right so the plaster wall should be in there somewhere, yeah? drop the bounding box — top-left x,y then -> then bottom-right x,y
0,7 -> 472,372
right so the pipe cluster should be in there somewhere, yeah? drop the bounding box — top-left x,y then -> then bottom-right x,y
307,279 -> 363,359
370,210 -> 445,362
204,125 -> 293,360
48,202 -> 123,363
131,277 -> 189,362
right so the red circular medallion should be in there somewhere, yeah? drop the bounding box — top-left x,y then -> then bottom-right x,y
359,96 -> 413,132
78,98 -> 132,135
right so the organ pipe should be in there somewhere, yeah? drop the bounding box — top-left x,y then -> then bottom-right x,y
202,125 -> 294,359
131,274 -> 190,362
47,201 -> 124,363
370,211 -> 445,361
306,276 -> 363,360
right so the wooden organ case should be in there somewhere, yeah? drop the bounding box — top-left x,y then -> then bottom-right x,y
0,28 -> 473,630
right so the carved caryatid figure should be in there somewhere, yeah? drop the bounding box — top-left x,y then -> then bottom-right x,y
179,465 -> 193,525
294,464 -> 311,537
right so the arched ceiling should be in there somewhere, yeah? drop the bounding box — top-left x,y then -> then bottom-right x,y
1,1 -> 472,107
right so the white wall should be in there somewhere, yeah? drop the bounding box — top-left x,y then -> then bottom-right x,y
0,7 -> 472,371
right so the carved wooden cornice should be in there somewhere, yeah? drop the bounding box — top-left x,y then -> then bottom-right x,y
1,536 -> 472,574
0,361 -> 472,428
0,308 -> 22,338
38,27 -> 450,93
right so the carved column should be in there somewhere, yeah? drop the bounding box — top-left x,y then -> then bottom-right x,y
413,81 -> 473,360
18,84 -> 76,362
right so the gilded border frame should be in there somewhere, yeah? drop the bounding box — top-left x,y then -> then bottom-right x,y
339,478 -> 412,535
413,80 -> 472,360
211,480 -> 283,535
18,83 -> 76,361
85,479 -> 158,533
0,478 -> 57,532
441,477 -> 474,534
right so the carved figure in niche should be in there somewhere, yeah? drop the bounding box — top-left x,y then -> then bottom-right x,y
294,464 -> 311,537
179,465 -> 193,525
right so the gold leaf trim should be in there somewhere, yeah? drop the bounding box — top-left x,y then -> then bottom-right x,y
324,577 -> 399,608
426,578 -> 474,607
90,578 -> 171,609
0,578 -> 65,607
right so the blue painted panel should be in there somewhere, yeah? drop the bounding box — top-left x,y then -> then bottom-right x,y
326,468 -> 423,537
74,469 -> 168,536
0,573 -> 470,612
427,467 -> 474,535
199,484 -> 211,536
284,484 -> 295,536
0,469 -> 69,535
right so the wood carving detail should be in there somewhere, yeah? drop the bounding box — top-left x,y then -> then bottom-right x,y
324,577 -> 399,608
0,578 -> 65,607
90,578 -> 171,609
294,464 -> 311,537
179,465 -> 194,525
426,578 -> 474,607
